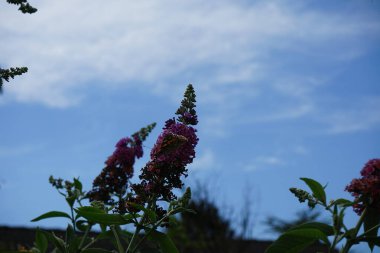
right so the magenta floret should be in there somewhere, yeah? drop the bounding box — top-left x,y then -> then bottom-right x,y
346,159 -> 380,215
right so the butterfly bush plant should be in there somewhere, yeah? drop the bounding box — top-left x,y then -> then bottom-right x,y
31,84 -> 198,253
266,159 -> 380,253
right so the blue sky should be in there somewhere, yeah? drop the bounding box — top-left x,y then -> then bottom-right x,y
1,0 -> 380,251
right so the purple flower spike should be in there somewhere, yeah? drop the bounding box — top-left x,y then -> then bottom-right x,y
88,123 -> 156,205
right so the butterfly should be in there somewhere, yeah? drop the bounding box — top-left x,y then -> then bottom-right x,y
157,132 -> 188,155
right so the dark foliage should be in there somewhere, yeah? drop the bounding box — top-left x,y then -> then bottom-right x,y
2,0 -> 37,93
0,67 -> 28,92
168,197 -> 236,253
6,0 -> 37,14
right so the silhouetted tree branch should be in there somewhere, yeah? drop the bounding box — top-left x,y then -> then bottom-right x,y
2,0 -> 37,93
0,67 -> 28,92
6,0 -> 37,14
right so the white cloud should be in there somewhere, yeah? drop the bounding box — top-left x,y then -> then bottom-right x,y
294,145 -> 309,155
243,155 -> 285,172
189,148 -> 217,171
321,96 -> 380,134
257,156 -> 284,165
0,144 -> 43,157
201,115 -> 229,138
1,0 -> 378,108
250,102 -> 314,123
1,0 -> 380,137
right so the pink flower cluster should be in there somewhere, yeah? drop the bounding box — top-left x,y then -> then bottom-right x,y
88,84 -> 198,220
88,133 -> 145,204
123,85 -> 199,219
134,118 -> 198,202
105,135 -> 143,177
346,159 -> 380,215
151,119 -> 197,167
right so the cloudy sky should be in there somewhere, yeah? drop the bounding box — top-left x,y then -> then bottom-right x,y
1,0 -> 380,250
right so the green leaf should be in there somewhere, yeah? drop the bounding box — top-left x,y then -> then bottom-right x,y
76,206 -> 134,225
148,230 -> 179,253
127,202 -> 157,223
37,231 -> 60,252
100,224 -> 107,233
265,228 -> 328,253
290,222 -> 334,236
364,207 -> 380,251
343,228 -> 356,239
138,249 -> 165,253
76,220 -> 92,232
334,206 -> 346,234
288,222 -> 332,246
96,229 -> 132,244
95,230 -> 115,241
49,232 -> 66,253
66,195 -> 76,208
356,236 -> 380,247
77,206 -> 105,214
65,224 -> 75,244
1,251 -> 25,253
73,178 -> 83,192
82,249 -> 113,253
333,198 -> 353,207
68,237 -> 82,253
300,178 -> 327,205
34,228 -> 48,253
31,211 -> 71,222
169,207 -> 196,216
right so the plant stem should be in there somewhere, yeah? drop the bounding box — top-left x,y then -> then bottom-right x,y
131,209 -> 175,253
325,204 -> 349,232
340,208 -> 367,253
127,194 -> 157,253
126,225 -> 141,253
111,225 -> 125,253
70,207 -> 77,232
357,223 -> 380,239
130,227 -> 151,253
330,234 -> 339,253
82,238 -> 98,250
78,225 -> 91,250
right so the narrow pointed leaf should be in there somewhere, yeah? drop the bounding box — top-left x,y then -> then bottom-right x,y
82,249 -> 113,253
35,228 -> 48,253
356,236 -> 380,247
49,232 -> 66,253
333,198 -> 353,207
265,228 -> 327,253
76,220 -> 91,232
31,211 -> 71,222
76,206 -> 134,225
73,178 -> 83,192
300,178 -> 326,205
65,224 -> 75,244
127,202 -> 157,222
290,222 -> 334,236
149,230 -> 179,253
66,195 -> 76,207
364,207 -> 380,251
